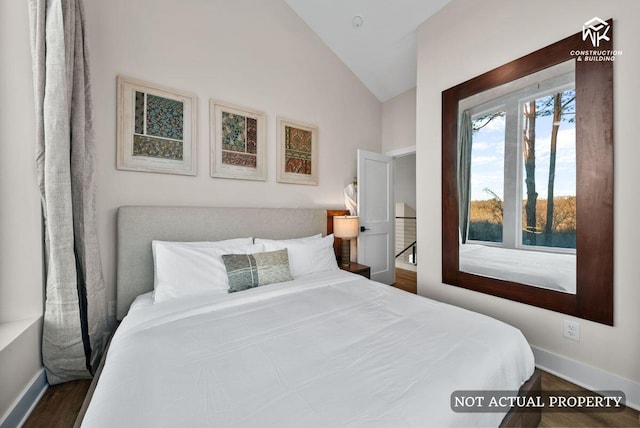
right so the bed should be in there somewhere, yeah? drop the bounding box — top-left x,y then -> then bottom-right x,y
78,206 -> 539,428
459,243 -> 576,293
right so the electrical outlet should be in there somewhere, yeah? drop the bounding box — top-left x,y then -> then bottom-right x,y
563,320 -> 580,341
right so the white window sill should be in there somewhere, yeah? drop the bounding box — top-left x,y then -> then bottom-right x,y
0,317 -> 42,352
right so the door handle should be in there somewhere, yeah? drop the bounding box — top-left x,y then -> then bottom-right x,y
360,226 -> 369,232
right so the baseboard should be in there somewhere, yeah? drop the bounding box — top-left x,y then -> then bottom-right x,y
0,368 -> 47,428
532,346 -> 640,411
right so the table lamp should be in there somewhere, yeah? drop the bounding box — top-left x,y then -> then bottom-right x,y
333,216 -> 359,267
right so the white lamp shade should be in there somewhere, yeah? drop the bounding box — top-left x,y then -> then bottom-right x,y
333,216 -> 359,238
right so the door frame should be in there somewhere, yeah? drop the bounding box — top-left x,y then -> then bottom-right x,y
355,145 -> 416,283
385,145 -> 416,158
386,145 -> 417,273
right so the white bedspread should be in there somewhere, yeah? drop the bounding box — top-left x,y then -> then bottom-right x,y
82,271 -> 534,428
459,244 -> 576,293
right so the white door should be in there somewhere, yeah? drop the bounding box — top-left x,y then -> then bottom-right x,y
357,149 -> 395,284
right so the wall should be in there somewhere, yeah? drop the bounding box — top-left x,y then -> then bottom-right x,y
416,0 -> 640,391
394,154 -> 416,211
84,0 -> 382,318
381,88 -> 416,153
0,0 -> 45,421
0,0 -> 43,325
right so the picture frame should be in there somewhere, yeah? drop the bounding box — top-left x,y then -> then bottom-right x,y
210,100 -> 267,181
276,117 -> 319,186
117,75 -> 197,175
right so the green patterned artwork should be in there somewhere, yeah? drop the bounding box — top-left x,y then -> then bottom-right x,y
146,95 -> 184,140
117,76 -> 196,175
132,135 -> 183,160
211,101 -> 266,180
220,111 -> 257,168
133,91 -> 184,161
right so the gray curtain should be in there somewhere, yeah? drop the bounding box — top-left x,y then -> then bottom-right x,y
29,0 -> 107,385
458,110 -> 473,244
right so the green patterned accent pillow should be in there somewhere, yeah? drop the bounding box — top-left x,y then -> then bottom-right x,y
222,249 -> 293,293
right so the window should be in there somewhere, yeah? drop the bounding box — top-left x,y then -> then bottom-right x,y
520,90 -> 576,249
465,73 -> 576,253
468,110 -> 505,243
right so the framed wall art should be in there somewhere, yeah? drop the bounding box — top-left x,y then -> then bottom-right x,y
210,100 -> 267,181
117,76 -> 197,175
276,117 -> 318,186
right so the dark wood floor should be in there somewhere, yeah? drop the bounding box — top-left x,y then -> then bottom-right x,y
24,269 -> 639,428
393,267 -> 417,294
23,379 -> 91,428
539,371 -> 639,427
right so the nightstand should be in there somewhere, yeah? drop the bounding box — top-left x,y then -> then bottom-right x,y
339,262 -> 371,279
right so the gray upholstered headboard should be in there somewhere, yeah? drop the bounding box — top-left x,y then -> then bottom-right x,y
116,206 -> 328,319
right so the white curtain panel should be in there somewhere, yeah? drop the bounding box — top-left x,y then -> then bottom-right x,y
29,0 -> 107,384
457,110 -> 473,244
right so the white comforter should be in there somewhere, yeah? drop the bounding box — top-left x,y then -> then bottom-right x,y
459,244 -> 576,293
82,271 -> 534,428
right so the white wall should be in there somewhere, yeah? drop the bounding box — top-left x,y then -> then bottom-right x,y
417,0 -> 640,386
84,0 -> 382,318
381,88 -> 416,153
383,89 -> 417,209
0,0 -> 43,324
394,154 -> 416,211
0,0 -> 45,420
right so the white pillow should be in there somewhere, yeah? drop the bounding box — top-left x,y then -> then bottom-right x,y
152,237 -> 253,254
153,242 -> 264,303
152,238 -> 253,288
255,234 -> 338,277
284,233 -> 322,241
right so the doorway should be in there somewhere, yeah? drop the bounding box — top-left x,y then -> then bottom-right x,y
391,150 -> 416,274
355,147 -> 416,288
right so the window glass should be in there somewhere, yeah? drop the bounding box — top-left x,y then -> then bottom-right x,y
468,111 -> 505,243
521,89 -> 576,249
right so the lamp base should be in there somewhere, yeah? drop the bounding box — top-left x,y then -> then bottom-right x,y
340,239 -> 351,267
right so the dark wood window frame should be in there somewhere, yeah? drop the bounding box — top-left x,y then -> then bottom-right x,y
441,22 -> 614,325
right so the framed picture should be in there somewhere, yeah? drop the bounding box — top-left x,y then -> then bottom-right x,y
276,117 -> 319,186
117,76 -> 197,175
210,100 -> 267,181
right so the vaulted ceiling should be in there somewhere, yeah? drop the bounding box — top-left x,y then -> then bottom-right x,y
284,0 -> 450,102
